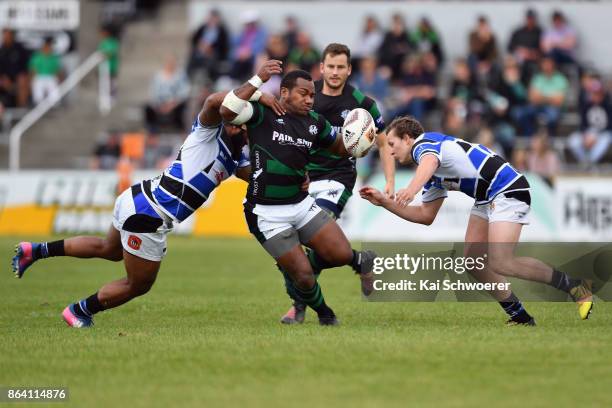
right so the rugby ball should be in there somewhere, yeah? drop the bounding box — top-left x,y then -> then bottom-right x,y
342,108 -> 376,158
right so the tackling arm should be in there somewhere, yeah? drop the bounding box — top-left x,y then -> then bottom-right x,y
359,186 -> 444,225
198,91 -> 229,127
395,154 -> 439,205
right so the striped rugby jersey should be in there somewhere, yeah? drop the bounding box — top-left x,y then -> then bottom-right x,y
140,118 -> 249,223
412,132 -> 529,205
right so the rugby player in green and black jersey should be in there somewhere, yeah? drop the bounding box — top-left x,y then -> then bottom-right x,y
220,66 -> 377,325
279,43 -> 396,324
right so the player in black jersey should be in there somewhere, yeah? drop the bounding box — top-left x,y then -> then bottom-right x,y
280,43 -> 396,324
220,66 -> 377,325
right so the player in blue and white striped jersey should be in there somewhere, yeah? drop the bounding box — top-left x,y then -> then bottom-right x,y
360,116 -> 593,325
11,61 -> 285,328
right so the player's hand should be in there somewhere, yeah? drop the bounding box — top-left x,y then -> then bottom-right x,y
259,93 -> 285,116
394,188 -> 415,207
384,181 -> 395,197
257,60 -> 283,82
359,186 -> 387,206
301,172 -> 310,192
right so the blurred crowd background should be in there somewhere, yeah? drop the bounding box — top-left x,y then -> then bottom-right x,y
1,1 -> 611,188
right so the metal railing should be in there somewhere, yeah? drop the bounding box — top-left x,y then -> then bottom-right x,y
9,51 -> 112,171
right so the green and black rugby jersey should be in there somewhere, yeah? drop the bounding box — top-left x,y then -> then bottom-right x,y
308,80 -> 386,190
245,102 -> 337,205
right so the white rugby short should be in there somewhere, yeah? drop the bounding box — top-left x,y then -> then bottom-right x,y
244,195 -> 331,258
470,191 -> 531,225
112,187 -> 173,262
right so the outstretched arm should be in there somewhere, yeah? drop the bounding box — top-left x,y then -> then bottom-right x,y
359,186 -> 444,225
394,154 -> 439,206
199,91 -> 229,126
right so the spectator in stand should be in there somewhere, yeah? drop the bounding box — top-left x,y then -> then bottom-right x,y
541,10 -> 578,67
475,127 -> 505,158
354,15 -> 384,62
527,132 -> 560,187
187,9 -> 229,82
511,145 -> 528,173
508,9 -> 542,84
378,13 -> 414,81
449,58 -> 478,104
352,56 -> 390,107
256,34 -> 289,97
229,10 -> 267,81
144,55 -> 191,132
486,55 -> 528,155
568,76 -> 612,166
388,54 -> 436,121
29,37 -> 62,104
98,25 -> 120,92
468,16 -> 498,73
283,15 -> 299,51
0,29 -> 30,107
411,17 -> 444,68
515,55 -> 568,137
91,132 -> 121,170
263,33 -> 289,65
287,32 -> 320,75
444,58 -> 479,138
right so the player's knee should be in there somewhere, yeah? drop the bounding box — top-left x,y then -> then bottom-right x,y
99,240 -> 122,261
293,270 -> 315,290
107,249 -> 123,262
489,259 -> 517,277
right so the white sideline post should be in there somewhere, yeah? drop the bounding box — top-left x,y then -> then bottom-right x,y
9,51 -> 107,172
98,59 -> 112,115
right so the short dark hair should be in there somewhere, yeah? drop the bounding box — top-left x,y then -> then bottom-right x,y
387,116 -> 424,139
552,10 -> 564,21
321,43 -> 351,63
280,69 -> 312,90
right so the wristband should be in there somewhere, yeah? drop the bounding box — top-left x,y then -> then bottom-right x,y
248,75 -> 263,88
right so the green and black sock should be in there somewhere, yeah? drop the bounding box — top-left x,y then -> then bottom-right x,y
306,248 -> 333,275
293,282 -> 334,318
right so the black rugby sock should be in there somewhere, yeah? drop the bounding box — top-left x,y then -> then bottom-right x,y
36,240 -> 65,259
548,269 -> 581,294
499,293 -> 532,323
73,293 -> 105,318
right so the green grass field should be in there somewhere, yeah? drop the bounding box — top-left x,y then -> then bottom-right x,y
1,236 -> 611,407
